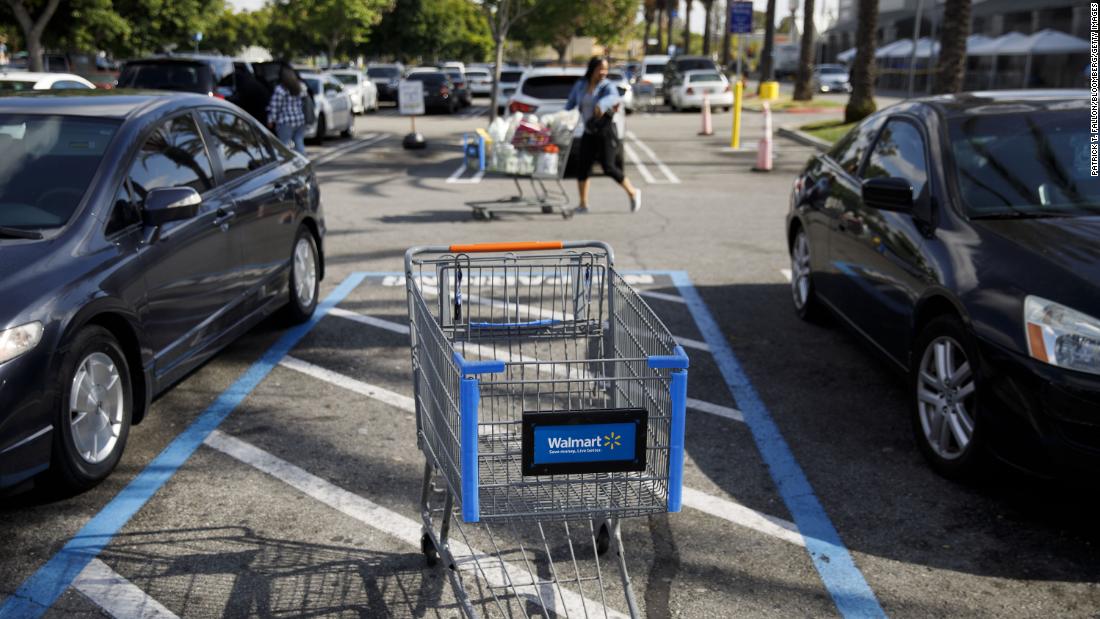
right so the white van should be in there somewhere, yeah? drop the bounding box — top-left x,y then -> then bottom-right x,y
637,54 -> 671,97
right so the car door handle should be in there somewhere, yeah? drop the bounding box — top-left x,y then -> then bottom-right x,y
213,207 -> 236,228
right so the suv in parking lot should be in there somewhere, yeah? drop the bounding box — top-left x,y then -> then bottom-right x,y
118,55 -> 237,98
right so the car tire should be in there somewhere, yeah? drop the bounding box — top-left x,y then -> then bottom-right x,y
51,326 -> 133,491
341,115 -> 355,138
312,115 -> 327,144
910,315 -> 990,480
790,228 -> 823,322
285,226 -> 321,324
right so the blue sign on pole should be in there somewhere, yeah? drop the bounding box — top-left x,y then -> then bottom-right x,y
729,1 -> 753,34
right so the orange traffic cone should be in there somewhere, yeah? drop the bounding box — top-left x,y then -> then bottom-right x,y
698,92 -> 713,136
753,102 -> 773,172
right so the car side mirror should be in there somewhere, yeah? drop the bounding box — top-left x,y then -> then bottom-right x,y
143,187 -> 201,226
862,177 -> 913,212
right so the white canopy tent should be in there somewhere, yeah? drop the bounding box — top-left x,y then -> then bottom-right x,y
975,30 -> 1089,88
837,47 -> 856,64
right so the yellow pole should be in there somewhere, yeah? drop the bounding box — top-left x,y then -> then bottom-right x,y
731,79 -> 743,149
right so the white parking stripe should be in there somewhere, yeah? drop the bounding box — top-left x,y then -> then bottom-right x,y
204,431 -> 629,619
623,142 -> 657,184
281,356 -> 415,413
73,559 -> 179,618
329,307 -> 409,334
680,488 -> 805,547
626,131 -> 680,184
638,290 -> 687,304
312,133 -> 387,166
780,269 -> 792,282
675,336 -> 711,352
686,398 -> 744,423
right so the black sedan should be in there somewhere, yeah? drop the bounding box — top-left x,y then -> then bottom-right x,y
0,92 -> 325,491
405,72 -> 459,114
787,91 -> 1099,479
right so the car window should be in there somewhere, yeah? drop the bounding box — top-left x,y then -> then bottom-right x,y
367,67 -> 398,78
644,64 -> 666,74
118,62 -> 213,93
521,76 -> 576,99
499,71 -> 524,83
106,178 -> 141,235
333,74 -> 359,85
0,80 -> 37,91
408,73 -> 444,85
676,59 -> 717,72
863,119 -> 929,199
324,79 -> 342,94
128,113 -> 215,202
51,80 -> 90,89
829,115 -> 885,176
201,110 -> 272,182
303,78 -> 321,95
688,73 -> 723,82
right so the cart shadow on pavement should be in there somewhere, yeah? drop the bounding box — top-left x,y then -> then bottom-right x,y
684,280 -> 1100,585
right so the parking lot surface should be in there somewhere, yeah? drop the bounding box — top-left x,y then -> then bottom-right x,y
3,99 -> 1100,618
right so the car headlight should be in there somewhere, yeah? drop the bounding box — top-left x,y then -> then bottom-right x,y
0,321 -> 44,364
1025,296 -> 1100,376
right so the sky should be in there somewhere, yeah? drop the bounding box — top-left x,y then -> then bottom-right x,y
227,0 -> 841,32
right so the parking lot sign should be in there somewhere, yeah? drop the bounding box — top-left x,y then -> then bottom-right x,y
729,1 -> 753,34
398,79 -> 424,116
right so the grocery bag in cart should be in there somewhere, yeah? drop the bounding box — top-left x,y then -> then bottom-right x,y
404,240 -> 688,618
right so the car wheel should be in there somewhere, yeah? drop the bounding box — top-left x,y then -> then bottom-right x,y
341,115 -> 355,138
312,115 -> 327,144
911,315 -> 989,480
790,228 -> 823,321
285,226 -> 321,324
52,326 -> 132,491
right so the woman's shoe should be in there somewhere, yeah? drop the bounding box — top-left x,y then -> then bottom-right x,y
575,205 -> 590,214
630,190 -> 642,213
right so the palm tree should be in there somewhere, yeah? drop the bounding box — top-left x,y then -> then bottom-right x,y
721,0 -> 732,68
757,0 -> 777,88
792,0 -> 816,100
682,0 -> 693,54
702,0 -> 715,55
656,0 -> 666,52
932,0 -> 970,93
844,0 -> 878,122
643,0 -> 657,54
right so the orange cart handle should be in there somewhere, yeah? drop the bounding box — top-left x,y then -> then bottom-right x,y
448,241 -> 564,254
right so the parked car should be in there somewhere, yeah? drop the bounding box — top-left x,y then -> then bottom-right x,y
5,51 -> 118,88
813,64 -> 852,93
300,73 -> 355,142
507,67 -> 625,176
636,54 -> 670,102
118,55 -> 236,98
786,90 -> 1099,479
662,55 -> 720,105
494,67 -> 527,115
0,72 -> 95,91
405,71 -> 459,114
0,92 -> 325,492
367,63 -> 403,102
606,70 -> 635,113
329,69 -> 378,114
464,66 -> 493,96
668,70 -> 732,111
442,68 -> 472,107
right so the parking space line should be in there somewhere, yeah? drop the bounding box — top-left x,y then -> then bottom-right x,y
638,289 -> 687,304
73,559 -> 178,619
204,431 -> 629,619
445,163 -> 485,184
329,307 -> 409,334
281,356 -> 415,412
780,269 -> 792,282
623,142 -> 658,184
311,133 -> 386,166
670,271 -> 886,618
675,336 -> 711,352
681,488 -> 805,547
626,131 -> 681,184
0,273 -> 368,619
685,398 -> 744,423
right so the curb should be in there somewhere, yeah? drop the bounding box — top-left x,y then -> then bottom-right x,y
776,126 -> 831,152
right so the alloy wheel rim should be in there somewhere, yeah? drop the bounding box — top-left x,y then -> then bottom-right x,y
69,351 -> 124,465
791,233 -> 811,309
917,336 -> 977,460
294,237 -> 317,308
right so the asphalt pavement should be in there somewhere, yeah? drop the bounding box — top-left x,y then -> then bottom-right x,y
2,96 -> 1099,619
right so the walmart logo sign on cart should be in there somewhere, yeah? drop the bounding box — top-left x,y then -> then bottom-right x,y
535,423 -> 634,464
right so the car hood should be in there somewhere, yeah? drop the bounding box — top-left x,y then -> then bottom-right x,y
0,238 -> 64,326
974,215 -> 1100,288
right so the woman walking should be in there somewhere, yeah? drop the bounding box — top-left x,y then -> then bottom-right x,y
267,66 -> 308,156
565,56 -> 641,214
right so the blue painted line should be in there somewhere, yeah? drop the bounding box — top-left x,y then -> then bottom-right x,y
670,271 -> 886,619
0,272 -> 367,619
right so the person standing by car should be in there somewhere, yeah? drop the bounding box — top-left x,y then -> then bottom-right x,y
267,66 -> 307,156
232,64 -> 272,123
565,56 -> 641,214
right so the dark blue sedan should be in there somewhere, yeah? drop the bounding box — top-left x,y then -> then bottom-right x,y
0,92 -> 325,491
787,91 -> 1100,480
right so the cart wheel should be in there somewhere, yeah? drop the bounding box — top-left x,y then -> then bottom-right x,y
421,533 -> 440,567
472,208 -> 491,221
562,209 -> 574,220
595,522 -> 611,556
541,204 -> 555,214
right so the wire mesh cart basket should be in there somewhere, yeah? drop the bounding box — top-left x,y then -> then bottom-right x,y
404,240 -> 689,618
465,117 -> 578,221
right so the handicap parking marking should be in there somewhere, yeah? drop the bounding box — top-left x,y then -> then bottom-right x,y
73,559 -> 178,619
203,430 -> 630,619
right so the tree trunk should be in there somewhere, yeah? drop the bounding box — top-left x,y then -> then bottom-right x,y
844,0 -> 878,122
555,44 -> 568,65
793,0 -> 816,100
757,0 -> 777,86
6,0 -> 61,73
702,0 -> 714,55
682,1 -> 692,54
932,0 -> 970,94
643,18 -> 653,55
721,0 -> 732,68
656,5 -> 665,53
488,2 -> 507,121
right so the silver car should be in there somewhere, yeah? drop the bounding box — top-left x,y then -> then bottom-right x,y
813,64 -> 852,93
301,73 -> 355,142
329,70 -> 378,114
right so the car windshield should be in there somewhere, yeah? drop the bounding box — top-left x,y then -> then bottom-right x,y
466,70 -> 490,78
949,107 -> 1100,218
500,71 -> 524,83
367,67 -> 398,78
408,73 -> 444,84
521,75 -> 576,99
303,77 -> 321,94
676,59 -> 716,71
445,72 -> 464,81
332,74 -> 359,85
816,66 -> 847,74
118,62 -> 212,93
688,73 -> 723,82
0,115 -> 119,229
644,63 -> 666,74
0,80 -> 39,92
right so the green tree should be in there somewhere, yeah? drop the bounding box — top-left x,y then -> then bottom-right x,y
270,0 -> 388,65
3,0 -> 61,71
204,7 -> 270,56
365,0 -> 489,63
39,0 -> 132,57
482,0 -> 540,120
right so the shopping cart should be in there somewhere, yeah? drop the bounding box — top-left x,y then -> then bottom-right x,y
404,240 -> 688,618
465,118 -> 577,221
